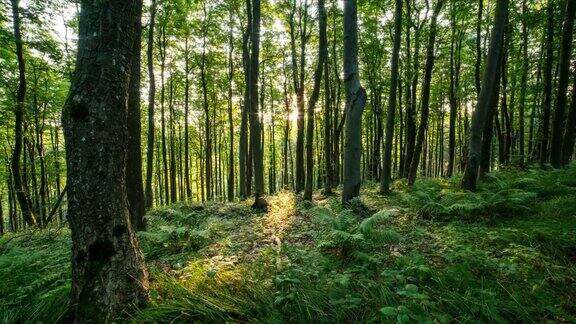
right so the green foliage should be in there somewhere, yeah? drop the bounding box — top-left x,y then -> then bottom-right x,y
0,229 -> 70,323
309,207 -> 400,260
1,166 -> 576,322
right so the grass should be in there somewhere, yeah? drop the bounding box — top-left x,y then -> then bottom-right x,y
1,164 -> 575,323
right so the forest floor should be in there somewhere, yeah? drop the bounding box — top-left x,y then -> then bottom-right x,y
1,165 -> 576,323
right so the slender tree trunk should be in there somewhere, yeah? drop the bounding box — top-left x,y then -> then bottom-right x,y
159,26 -> 169,204
184,36 -> 191,201
381,0 -> 402,194
462,0 -> 509,191
304,0 -> 327,201
249,0 -> 266,209
342,0 -> 367,203
447,5 -> 462,178
323,37 -> 333,194
519,0 -> 528,160
169,72 -> 177,203
407,0 -> 444,186
561,62 -> 576,164
475,0 -> 483,98
540,0 -> 554,165
227,10 -> 235,202
144,0 -> 156,209
10,0 -> 35,226
239,0 -> 252,200
62,0 -> 149,319
551,0 -> 576,167
480,64 -> 502,176
127,3 -> 146,230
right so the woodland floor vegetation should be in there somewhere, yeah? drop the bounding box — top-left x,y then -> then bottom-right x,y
2,164 -> 575,323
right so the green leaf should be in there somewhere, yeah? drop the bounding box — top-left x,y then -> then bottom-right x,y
380,306 -> 397,316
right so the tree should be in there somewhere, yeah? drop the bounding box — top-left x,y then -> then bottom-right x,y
145,0 -> 157,209
127,0 -> 146,230
462,0 -> 509,191
61,0 -> 149,319
550,0 -> 575,167
304,0 -> 327,201
540,0 -> 554,165
342,0 -> 366,203
407,0 -> 444,186
380,0 -> 402,194
249,0 -> 266,209
10,0 -> 35,226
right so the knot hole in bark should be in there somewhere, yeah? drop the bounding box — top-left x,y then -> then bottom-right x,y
70,100 -> 89,121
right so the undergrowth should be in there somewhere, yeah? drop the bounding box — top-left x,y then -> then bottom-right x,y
0,165 -> 575,323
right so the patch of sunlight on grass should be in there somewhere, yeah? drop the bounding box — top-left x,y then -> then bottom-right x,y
262,190 -> 298,241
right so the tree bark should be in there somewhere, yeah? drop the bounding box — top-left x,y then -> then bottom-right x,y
227,9 -> 235,202
342,0 -> 367,203
304,0 -> 327,201
380,0 -> 402,194
62,0 -> 149,320
144,0 -> 156,209
540,0 -> 554,165
551,0 -> 576,167
249,0 -> 266,209
127,2 -> 146,230
10,0 -> 35,227
462,0 -> 509,191
561,62 -> 576,164
239,0 -> 252,200
407,0 -> 444,186
519,0 -> 528,159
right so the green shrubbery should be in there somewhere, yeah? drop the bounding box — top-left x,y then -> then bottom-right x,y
0,229 -> 70,323
1,165 -> 575,323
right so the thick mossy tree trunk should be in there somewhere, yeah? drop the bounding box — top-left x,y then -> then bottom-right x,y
407,0 -> 444,186
380,0 -> 402,194
127,1 -> 146,230
304,0 -> 327,201
462,0 -> 509,191
342,0 -> 366,204
62,0 -> 149,320
550,0 -> 575,167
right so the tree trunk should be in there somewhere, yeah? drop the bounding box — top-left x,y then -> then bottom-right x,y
342,0 -> 367,203
159,25 -> 169,204
10,0 -> 35,227
561,62 -> 576,164
551,0 -> 576,167
447,3 -> 462,178
239,0 -> 252,200
184,35 -> 191,201
249,0 -> 266,209
62,0 -> 149,320
407,0 -> 444,186
462,0 -> 509,191
304,0 -> 327,201
519,0 -> 528,160
227,9 -> 235,202
540,0 -> 554,165
144,0 -> 156,209
127,2 -> 146,230
380,0 -> 402,194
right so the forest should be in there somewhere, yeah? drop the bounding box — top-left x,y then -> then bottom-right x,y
1,0 -> 576,322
